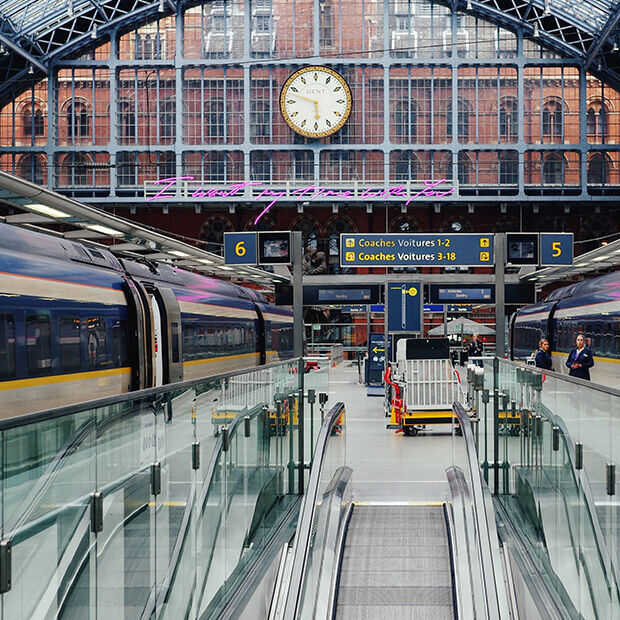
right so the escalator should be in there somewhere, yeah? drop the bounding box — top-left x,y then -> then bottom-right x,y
273,402 -> 512,620
334,504 -> 455,619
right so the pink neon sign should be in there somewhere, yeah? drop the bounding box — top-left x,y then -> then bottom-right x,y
146,176 -> 455,225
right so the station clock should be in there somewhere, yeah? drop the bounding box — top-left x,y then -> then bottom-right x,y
280,66 -> 352,138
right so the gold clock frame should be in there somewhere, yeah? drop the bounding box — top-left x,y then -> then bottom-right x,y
279,66 -> 352,139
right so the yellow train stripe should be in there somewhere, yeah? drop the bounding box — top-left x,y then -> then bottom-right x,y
551,351 -> 620,365
0,366 -> 131,391
183,352 -> 260,367
0,271 -> 127,306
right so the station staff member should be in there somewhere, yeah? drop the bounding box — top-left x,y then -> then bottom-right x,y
535,338 -> 553,370
565,334 -> 594,381
468,334 -> 484,358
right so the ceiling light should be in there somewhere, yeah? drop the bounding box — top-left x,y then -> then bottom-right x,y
169,250 -> 190,257
68,1 -> 73,16
592,255 -> 611,262
196,258 -> 214,264
218,266 -> 233,271
543,2 -> 550,15
574,262 -> 590,267
467,0 -> 472,10
91,25 -> 97,39
86,224 -> 123,236
28,64 -> 33,75
614,41 -> 619,52
533,23 -> 539,38
25,203 -> 70,218
158,0 -> 164,11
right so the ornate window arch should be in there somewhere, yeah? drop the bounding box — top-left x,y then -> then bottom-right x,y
393,99 -> 418,142
499,97 -> 518,142
587,152 -> 612,185
447,98 -> 472,142
18,154 -> 45,185
62,98 -> 90,140
542,152 -> 565,184
457,152 -> 473,184
542,98 -> 565,141
118,98 -> 136,142
392,151 -> 420,181
586,99 -> 609,142
60,152 -> 92,186
292,215 -> 320,252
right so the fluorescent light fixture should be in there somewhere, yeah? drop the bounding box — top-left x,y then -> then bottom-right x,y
25,203 -> 70,218
86,224 -> 123,236
218,266 -> 233,271
613,249 -> 620,254
196,258 -> 214,264
169,250 -> 190,257
592,255 -> 611,262
574,262 -> 590,267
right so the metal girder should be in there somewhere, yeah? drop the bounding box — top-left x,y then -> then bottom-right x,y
85,0 -> 109,22
585,2 -> 620,68
0,32 -> 47,74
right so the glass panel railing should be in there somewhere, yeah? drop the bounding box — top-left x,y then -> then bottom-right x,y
488,358 -> 620,619
0,359 -> 309,620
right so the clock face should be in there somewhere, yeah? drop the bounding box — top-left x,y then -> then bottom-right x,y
280,66 -> 352,138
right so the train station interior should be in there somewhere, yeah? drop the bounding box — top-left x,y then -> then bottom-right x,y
0,0 -> 619,617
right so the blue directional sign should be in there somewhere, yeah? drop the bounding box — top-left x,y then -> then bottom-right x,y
387,282 -> 422,332
224,232 -> 258,265
340,233 -> 493,267
540,233 -> 573,266
424,304 -> 445,313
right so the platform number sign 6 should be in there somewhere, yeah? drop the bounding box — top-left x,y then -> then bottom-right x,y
235,241 -> 246,257
224,232 -> 258,265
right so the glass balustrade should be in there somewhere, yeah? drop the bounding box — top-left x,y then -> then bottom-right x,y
0,358 -> 329,620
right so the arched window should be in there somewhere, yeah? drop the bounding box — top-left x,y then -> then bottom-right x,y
206,100 -> 225,140
158,153 -> 175,179
458,152 -> 472,184
499,152 -> 518,185
292,216 -> 320,252
294,151 -> 313,181
587,153 -> 610,185
250,152 -> 271,181
23,107 -> 44,137
205,152 -> 226,182
18,154 -> 44,185
326,216 -> 358,273
62,153 -> 90,186
542,100 -> 563,140
66,102 -> 90,139
447,99 -> 471,142
393,152 -> 419,181
160,99 -> 175,140
499,98 -> 518,142
119,101 -> 136,141
393,100 -> 417,142
117,152 -> 136,185
542,153 -> 563,184
587,101 -> 608,141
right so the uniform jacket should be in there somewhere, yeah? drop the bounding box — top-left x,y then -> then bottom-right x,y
565,347 -> 594,380
535,349 -> 553,370
468,340 -> 484,357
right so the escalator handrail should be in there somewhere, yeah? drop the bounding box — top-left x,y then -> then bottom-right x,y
452,401 -> 511,619
282,401 -> 346,620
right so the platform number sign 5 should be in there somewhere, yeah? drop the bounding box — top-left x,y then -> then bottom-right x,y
540,233 -> 573,266
224,232 -> 258,265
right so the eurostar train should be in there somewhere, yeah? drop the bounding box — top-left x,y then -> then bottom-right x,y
510,272 -> 620,387
0,223 -> 294,418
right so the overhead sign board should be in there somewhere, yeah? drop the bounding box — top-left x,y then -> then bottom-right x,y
340,234 -> 493,267
430,285 -> 496,304
540,233 -> 573,266
224,232 -> 258,265
258,231 -> 292,265
387,282 -> 422,332
424,304 -> 445,313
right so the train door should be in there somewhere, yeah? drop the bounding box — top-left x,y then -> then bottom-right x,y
150,295 -> 164,386
151,286 -> 183,384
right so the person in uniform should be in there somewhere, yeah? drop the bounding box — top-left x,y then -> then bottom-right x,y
565,333 -> 594,380
535,338 -> 553,370
468,333 -> 484,358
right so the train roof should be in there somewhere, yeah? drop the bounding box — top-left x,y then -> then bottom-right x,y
545,271 -> 620,302
0,222 -> 269,304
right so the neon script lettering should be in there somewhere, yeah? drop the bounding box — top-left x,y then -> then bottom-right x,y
147,177 -> 455,224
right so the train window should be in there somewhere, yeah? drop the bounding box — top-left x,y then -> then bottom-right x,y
59,318 -> 81,372
111,321 -> 128,366
171,321 -> 180,363
0,314 -> 16,379
26,315 -> 52,375
86,318 -> 107,368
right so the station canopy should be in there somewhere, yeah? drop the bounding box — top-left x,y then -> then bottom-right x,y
2,0 -> 620,99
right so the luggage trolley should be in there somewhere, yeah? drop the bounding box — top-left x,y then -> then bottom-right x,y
387,338 -> 471,436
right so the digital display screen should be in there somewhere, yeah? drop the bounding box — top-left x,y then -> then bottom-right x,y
318,288 -> 372,302
258,231 -> 292,265
506,233 -> 539,265
438,288 -> 493,301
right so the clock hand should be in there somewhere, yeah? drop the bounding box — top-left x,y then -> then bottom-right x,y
314,101 -> 320,120
291,93 -> 319,105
